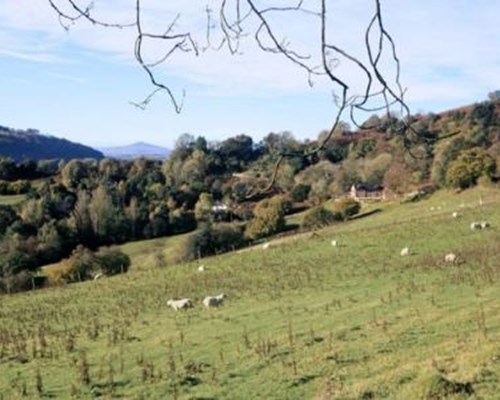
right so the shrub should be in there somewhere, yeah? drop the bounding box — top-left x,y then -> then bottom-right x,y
213,224 -> 246,252
244,196 -> 286,240
179,223 -> 246,261
169,209 -> 197,235
0,205 -> 18,235
289,183 -> 311,203
63,245 -> 97,282
0,250 -> 38,277
0,270 -> 34,294
446,148 -> 496,190
332,197 -> 361,220
95,247 -> 131,275
301,206 -> 339,229
54,246 -> 131,283
0,180 -> 32,195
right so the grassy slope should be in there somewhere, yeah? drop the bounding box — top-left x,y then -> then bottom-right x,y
1,187 -> 499,399
0,194 -> 26,206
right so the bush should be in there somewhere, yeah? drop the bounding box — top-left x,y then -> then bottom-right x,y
63,245 -> 97,282
301,206 -> 339,229
0,180 -> 32,195
289,183 -> 311,203
446,148 -> 496,190
244,196 -> 286,240
56,245 -> 131,283
179,223 -> 246,261
95,247 -> 131,275
0,271 -> 34,294
0,250 -> 38,276
0,205 -> 18,235
169,209 -> 197,235
332,197 -> 361,220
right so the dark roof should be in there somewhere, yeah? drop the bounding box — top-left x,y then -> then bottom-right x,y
353,183 -> 384,192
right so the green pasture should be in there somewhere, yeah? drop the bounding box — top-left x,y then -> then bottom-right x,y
0,194 -> 26,206
1,187 -> 499,399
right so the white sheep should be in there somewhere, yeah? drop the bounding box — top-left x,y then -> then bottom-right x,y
202,294 -> 227,308
167,298 -> 193,311
262,242 -> 270,250
470,222 -> 482,230
197,265 -> 206,272
400,247 -> 410,257
452,212 -> 460,218
444,253 -> 458,263
480,221 -> 490,229
331,240 -> 338,247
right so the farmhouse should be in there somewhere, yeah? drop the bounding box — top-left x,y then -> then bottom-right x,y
349,183 -> 385,201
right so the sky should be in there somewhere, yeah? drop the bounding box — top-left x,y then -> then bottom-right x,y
0,0 -> 498,149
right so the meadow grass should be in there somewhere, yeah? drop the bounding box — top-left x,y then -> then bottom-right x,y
1,187 -> 499,399
0,194 -> 26,206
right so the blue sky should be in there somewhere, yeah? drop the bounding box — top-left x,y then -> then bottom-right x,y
0,0 -> 498,149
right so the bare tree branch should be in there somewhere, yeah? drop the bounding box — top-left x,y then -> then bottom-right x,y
48,0 -> 430,197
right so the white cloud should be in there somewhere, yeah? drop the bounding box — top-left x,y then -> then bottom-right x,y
0,0 -> 498,109
0,48 -> 62,63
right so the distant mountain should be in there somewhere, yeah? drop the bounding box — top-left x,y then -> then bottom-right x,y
0,125 -> 103,161
98,142 -> 171,159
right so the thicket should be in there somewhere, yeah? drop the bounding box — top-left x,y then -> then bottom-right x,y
331,198 -> 361,220
301,206 -> 339,229
245,197 -> 287,240
48,245 -> 131,285
179,223 -> 246,261
446,148 -> 496,189
0,180 -> 32,195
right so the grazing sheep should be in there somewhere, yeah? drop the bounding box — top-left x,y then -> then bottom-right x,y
262,242 -> 270,250
202,294 -> 227,308
480,221 -> 490,229
444,253 -> 458,263
452,212 -> 460,218
93,273 -> 104,281
331,240 -> 338,247
470,222 -> 482,230
167,298 -> 193,311
400,247 -> 410,256
197,265 -> 206,272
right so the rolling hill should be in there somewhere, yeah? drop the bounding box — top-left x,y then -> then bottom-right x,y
0,125 -> 103,161
1,187 -> 499,399
98,142 -> 171,159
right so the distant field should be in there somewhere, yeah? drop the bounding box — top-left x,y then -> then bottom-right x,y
0,193 -> 26,206
1,187 -> 499,399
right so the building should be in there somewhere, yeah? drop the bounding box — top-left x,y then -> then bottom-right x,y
349,183 -> 385,201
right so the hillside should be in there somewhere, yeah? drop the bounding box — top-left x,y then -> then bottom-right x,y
98,141 -> 171,159
0,187 -> 499,398
0,125 -> 103,161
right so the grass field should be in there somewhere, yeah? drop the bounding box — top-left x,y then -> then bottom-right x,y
1,187 -> 499,399
0,194 -> 26,206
